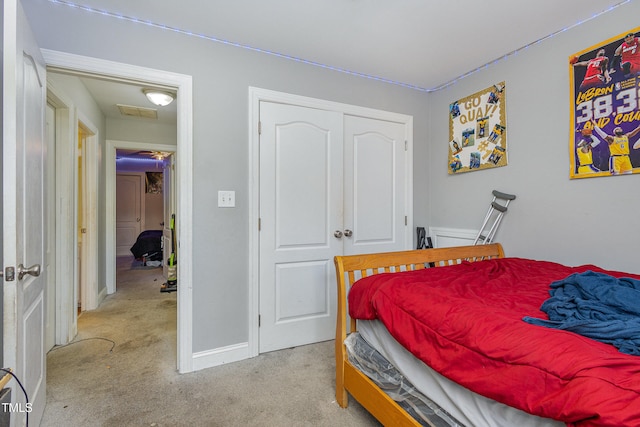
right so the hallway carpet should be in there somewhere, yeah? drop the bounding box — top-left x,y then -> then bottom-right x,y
41,256 -> 378,426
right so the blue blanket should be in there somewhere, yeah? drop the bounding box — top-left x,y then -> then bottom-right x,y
523,270 -> 640,355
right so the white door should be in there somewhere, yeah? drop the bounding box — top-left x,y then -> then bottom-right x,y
343,115 -> 408,255
2,0 -> 48,424
258,103 -> 410,353
259,102 -> 343,353
116,173 -> 144,256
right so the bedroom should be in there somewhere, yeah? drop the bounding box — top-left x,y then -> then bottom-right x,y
3,0 -> 640,424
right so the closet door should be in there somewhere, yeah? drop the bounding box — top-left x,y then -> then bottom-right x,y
343,115 -> 408,255
259,102 -> 343,353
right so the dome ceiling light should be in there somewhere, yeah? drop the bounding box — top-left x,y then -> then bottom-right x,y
143,89 -> 175,107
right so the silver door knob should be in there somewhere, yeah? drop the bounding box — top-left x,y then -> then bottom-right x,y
17,263 -> 41,280
334,230 -> 343,238
344,229 -> 353,237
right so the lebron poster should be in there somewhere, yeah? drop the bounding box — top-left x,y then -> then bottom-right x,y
448,82 -> 507,174
570,27 -> 640,179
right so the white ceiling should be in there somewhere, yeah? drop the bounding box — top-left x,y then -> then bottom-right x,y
77,76 -> 178,125
53,0 -> 628,125
58,0 -> 627,90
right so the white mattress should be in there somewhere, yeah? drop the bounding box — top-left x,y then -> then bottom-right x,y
358,320 -> 564,427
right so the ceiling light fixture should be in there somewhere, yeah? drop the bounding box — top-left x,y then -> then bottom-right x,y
143,89 -> 175,107
151,151 -> 171,160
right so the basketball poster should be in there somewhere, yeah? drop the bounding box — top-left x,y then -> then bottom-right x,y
448,82 -> 507,175
570,26 -> 640,179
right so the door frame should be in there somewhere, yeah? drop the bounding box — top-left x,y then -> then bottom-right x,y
78,113 -> 100,312
46,80 -> 78,345
248,87 -> 413,357
43,49 -> 195,373
47,81 -> 101,335
107,140 -> 172,290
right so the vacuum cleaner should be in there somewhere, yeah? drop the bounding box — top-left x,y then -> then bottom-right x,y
161,214 -> 177,293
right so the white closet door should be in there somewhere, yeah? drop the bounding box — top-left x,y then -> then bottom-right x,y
259,102 -> 343,353
343,115 -> 408,255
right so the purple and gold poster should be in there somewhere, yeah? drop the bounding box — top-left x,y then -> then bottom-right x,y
570,27 -> 640,179
448,82 -> 507,174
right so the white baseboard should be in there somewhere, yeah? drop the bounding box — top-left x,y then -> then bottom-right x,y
428,227 -> 478,248
191,342 -> 250,372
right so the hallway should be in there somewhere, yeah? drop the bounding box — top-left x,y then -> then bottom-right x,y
43,256 -> 177,425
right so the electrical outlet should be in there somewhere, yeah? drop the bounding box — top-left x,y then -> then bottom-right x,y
218,190 -> 235,208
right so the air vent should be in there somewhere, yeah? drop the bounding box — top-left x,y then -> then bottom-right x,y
116,104 -> 158,119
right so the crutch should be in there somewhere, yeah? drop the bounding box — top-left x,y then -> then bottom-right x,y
473,190 -> 516,245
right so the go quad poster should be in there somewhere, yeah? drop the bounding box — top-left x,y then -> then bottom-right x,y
448,82 -> 507,175
570,27 -> 640,179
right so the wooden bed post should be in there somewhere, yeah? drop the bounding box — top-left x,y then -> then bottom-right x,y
334,255 -> 349,407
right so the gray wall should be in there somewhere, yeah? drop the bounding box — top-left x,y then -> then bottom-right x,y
107,117 -> 177,145
22,0 -> 428,354
426,0 -> 640,274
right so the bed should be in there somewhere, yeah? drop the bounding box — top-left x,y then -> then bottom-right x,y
334,243 -> 640,427
129,230 -> 163,264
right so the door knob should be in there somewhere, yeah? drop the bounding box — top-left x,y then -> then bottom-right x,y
334,230 -> 343,238
344,229 -> 353,237
17,263 -> 41,280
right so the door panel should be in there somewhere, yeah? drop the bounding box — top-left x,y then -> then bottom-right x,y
2,1 -> 48,424
116,173 -> 143,256
344,115 -> 407,255
259,102 -> 343,353
275,125 -> 331,248
275,261 -> 328,320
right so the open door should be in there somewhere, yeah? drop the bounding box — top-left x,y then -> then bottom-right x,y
2,0 -> 48,424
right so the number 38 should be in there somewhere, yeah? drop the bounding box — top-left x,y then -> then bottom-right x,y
576,88 -> 638,124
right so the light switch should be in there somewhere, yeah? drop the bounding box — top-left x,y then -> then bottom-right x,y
218,190 -> 235,208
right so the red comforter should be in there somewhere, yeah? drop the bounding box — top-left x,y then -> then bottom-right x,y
348,257 -> 640,426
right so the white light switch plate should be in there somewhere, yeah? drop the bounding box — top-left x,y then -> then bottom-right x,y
218,190 -> 235,208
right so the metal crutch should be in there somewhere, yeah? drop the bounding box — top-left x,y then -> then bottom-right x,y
473,190 -> 516,245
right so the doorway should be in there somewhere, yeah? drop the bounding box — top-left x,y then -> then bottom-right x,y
43,49 -> 194,373
78,118 -> 99,313
111,146 -> 176,291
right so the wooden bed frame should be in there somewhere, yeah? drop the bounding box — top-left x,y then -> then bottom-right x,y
334,243 -> 505,426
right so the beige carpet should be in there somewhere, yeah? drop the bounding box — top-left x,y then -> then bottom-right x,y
42,256 -> 379,426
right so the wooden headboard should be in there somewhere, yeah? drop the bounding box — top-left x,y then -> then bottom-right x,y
334,243 -> 505,338
333,243 -> 505,425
